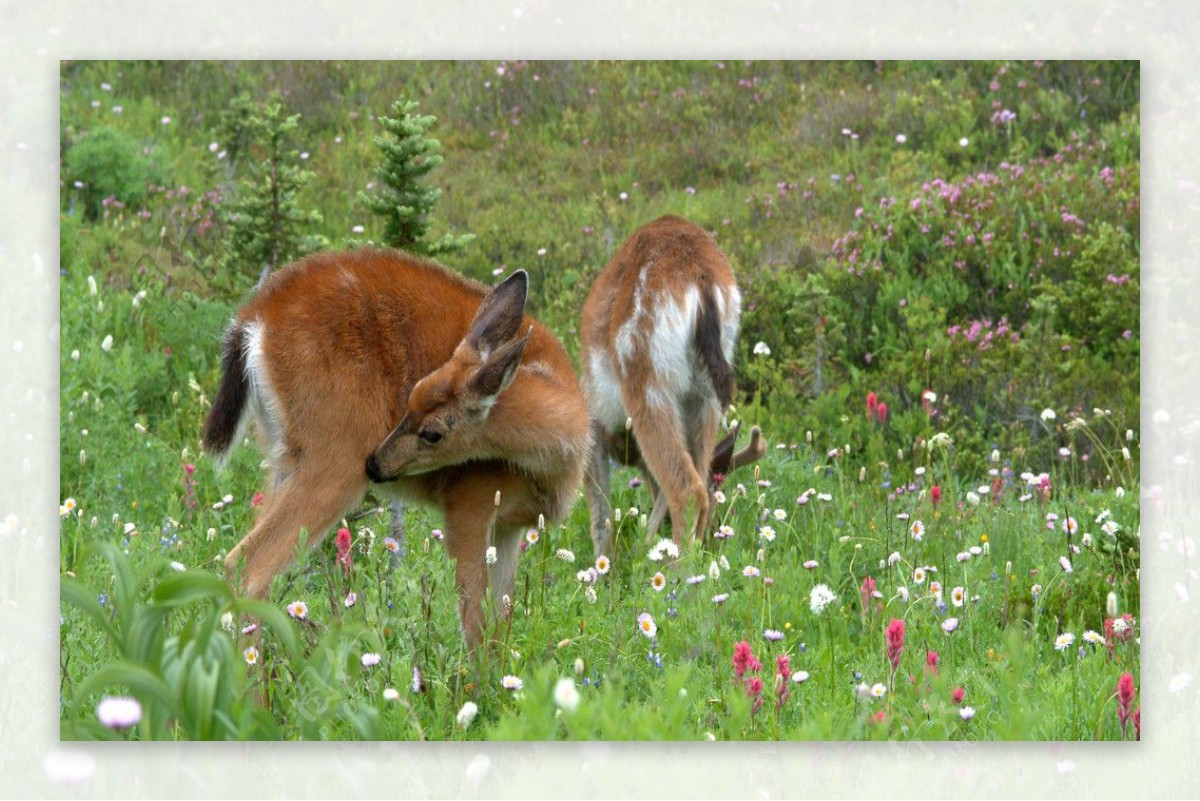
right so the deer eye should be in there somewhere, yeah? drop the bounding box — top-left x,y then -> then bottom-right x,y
418,429 -> 444,445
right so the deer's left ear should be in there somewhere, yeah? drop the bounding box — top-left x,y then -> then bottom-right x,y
467,325 -> 533,411
465,270 -> 528,358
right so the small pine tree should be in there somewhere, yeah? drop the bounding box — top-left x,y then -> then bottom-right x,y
358,99 -> 473,255
224,98 -> 327,288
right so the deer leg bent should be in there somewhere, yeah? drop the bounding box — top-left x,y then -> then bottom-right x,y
225,461 -> 367,599
624,391 -> 708,547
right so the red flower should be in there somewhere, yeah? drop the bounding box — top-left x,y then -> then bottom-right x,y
335,527 -> 353,576
251,491 -> 264,508
885,619 -> 905,672
733,640 -> 759,678
866,391 -> 879,419
931,485 -> 942,507
1134,707 -> 1141,741
775,654 -> 791,707
860,575 -> 878,618
952,687 -> 965,704
926,650 -> 940,674
876,402 -> 888,423
1117,672 -> 1137,737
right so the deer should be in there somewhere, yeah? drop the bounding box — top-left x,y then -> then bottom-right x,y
201,248 -> 591,651
580,215 -> 766,559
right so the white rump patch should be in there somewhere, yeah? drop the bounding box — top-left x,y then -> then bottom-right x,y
722,285 -> 742,363
586,347 -> 627,432
243,320 -> 287,468
614,262 -> 653,367
648,285 -> 700,396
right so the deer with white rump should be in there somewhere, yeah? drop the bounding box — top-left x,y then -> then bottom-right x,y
202,248 -> 590,650
581,216 -> 765,558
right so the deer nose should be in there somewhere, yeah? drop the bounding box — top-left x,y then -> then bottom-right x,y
365,453 -> 387,483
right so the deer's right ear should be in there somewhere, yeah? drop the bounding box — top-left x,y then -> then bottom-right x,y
466,270 -> 528,357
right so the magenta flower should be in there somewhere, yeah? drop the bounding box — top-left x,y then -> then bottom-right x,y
886,619 -> 905,672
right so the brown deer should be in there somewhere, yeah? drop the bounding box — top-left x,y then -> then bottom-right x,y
202,248 -> 590,650
581,216 -> 765,558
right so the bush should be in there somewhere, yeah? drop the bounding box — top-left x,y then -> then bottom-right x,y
64,126 -> 158,221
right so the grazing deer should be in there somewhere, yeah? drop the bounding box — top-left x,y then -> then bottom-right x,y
202,248 -> 590,650
580,215 -> 764,558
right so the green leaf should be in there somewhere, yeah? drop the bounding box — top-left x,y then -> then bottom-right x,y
153,571 -> 234,608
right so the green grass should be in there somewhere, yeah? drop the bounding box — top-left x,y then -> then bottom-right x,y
57,60 -> 1140,741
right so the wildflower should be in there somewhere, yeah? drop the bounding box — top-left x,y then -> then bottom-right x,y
715,524 -> 735,539
952,687 -> 965,704
344,592 -> 357,608
595,555 -> 611,574
712,593 -> 730,604
909,520 -> 925,541
708,560 -> 721,579
1054,632 -> 1075,651
960,706 -> 976,721
759,525 -> 775,542
501,675 -> 524,691
803,559 -> 819,569
431,528 -> 444,540
1059,556 -> 1073,573
457,701 -> 479,727
362,652 -> 382,667
651,572 -> 667,592
809,583 -> 836,614
585,586 -> 598,604
886,619 -> 905,671
792,670 -> 810,683
286,600 -> 308,619
753,341 -> 771,356
336,527 -> 353,575
772,509 -> 787,521
525,529 -> 539,545
733,641 -> 762,677
1063,517 -> 1079,535
382,688 -> 400,702
1101,519 -> 1120,536
926,650 -> 940,674
1083,630 -> 1104,646
1031,584 -> 1042,600
637,612 -> 657,638
897,586 -> 909,603
1117,672 -> 1136,734
96,697 -> 142,729
941,618 -> 959,634
743,565 -> 761,578
686,574 -> 706,585
243,646 -> 259,666
930,485 -> 942,507
913,567 -> 927,584
383,536 -> 401,553
951,586 -> 966,607
763,629 -> 784,642
870,683 -> 887,699
554,678 -> 581,712
555,547 -> 575,563
101,334 -> 113,352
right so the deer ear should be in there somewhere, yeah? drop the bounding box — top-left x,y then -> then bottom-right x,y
465,270 -> 528,357
468,325 -> 533,409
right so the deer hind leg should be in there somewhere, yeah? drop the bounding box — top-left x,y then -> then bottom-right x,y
584,420 -> 615,558
225,457 -> 367,599
625,387 -> 708,548
683,394 -> 723,538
